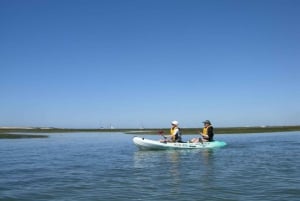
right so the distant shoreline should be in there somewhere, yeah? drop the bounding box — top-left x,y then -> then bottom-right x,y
1,125 -> 300,139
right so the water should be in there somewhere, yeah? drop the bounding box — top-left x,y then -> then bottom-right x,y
0,132 -> 299,201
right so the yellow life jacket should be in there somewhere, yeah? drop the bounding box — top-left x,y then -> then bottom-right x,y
170,127 -> 176,140
170,127 -> 181,141
203,125 -> 212,136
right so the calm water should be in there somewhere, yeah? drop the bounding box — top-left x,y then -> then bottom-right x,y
0,132 -> 299,201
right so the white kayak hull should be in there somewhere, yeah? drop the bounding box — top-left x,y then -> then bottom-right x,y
133,137 -> 226,150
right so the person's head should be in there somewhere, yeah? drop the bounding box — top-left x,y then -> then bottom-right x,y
202,120 -> 211,127
171,120 -> 179,127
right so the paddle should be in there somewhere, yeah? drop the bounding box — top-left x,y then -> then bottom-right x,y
158,130 -> 168,143
158,130 -> 167,139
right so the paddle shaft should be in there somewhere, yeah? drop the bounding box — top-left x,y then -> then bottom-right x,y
158,130 -> 167,139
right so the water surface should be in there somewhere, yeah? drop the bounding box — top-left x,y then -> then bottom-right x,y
0,132 -> 299,201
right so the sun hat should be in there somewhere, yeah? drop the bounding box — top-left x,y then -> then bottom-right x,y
202,120 -> 211,125
171,120 -> 179,126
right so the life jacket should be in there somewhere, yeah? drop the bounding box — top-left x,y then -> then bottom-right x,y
170,127 -> 182,142
203,125 -> 213,141
202,125 -> 212,135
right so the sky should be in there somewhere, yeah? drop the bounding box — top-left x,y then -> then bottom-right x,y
1,0 -> 299,128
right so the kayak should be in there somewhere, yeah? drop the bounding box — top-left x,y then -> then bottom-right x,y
133,136 -> 227,150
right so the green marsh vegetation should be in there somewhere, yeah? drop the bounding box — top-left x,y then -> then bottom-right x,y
125,125 -> 300,135
0,125 -> 300,139
0,133 -> 48,139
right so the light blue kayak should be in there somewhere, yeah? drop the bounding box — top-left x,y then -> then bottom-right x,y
133,137 -> 227,150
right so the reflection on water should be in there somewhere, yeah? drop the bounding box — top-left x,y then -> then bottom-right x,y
133,149 -> 215,167
133,148 -> 219,196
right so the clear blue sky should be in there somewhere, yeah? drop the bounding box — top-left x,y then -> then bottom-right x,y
1,0 -> 299,128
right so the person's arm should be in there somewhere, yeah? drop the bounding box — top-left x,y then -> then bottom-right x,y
207,127 -> 213,139
207,126 -> 214,136
200,130 -> 208,138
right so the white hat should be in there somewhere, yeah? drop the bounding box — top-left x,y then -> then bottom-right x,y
171,120 -> 179,126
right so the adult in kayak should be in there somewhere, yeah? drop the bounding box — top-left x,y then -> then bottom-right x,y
190,120 -> 214,143
160,120 -> 182,143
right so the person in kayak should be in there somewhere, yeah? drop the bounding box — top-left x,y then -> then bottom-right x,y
190,120 -> 214,143
160,120 -> 182,143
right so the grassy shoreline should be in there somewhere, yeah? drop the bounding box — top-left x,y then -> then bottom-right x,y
1,125 -> 300,139
124,125 -> 300,135
0,133 -> 48,139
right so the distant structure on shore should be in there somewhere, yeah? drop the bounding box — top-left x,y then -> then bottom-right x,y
99,124 -> 115,129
